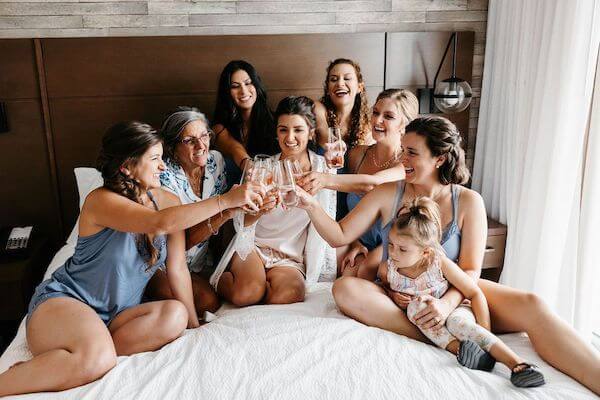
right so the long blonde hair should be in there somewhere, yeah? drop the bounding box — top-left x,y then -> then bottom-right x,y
375,88 -> 419,133
320,58 -> 371,147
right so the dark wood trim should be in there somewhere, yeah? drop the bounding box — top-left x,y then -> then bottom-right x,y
33,38 -> 64,238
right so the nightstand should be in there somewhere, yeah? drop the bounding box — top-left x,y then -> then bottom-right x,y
0,235 -> 52,351
481,217 -> 507,282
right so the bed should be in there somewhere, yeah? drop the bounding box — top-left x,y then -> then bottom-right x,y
1,168 -> 598,399
0,238 -> 597,400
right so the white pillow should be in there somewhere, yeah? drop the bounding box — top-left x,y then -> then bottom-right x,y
66,167 -> 104,244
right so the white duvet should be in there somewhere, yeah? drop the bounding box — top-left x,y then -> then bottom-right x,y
0,243 -> 597,400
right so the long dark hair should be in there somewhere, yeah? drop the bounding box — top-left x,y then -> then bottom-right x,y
96,121 -> 162,267
213,60 -> 277,156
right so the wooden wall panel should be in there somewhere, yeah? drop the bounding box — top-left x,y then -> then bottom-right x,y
42,34 -> 385,98
0,39 -> 39,100
0,39 -> 61,245
0,100 -> 61,244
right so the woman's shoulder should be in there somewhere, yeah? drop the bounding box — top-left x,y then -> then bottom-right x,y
347,144 -> 369,171
211,123 -> 229,137
314,100 -> 327,113
456,186 -> 484,207
151,187 -> 182,209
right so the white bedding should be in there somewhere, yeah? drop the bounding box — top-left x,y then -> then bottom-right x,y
0,242 -> 597,400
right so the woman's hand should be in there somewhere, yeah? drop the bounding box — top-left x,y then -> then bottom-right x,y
413,295 -> 454,330
384,288 -> 412,310
294,185 -> 319,211
223,183 -> 265,213
296,171 -> 330,195
341,241 -> 369,273
254,187 -> 279,215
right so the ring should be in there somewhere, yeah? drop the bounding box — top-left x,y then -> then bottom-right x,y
434,317 -> 440,324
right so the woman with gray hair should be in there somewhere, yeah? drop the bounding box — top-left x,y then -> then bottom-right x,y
145,106 -> 229,316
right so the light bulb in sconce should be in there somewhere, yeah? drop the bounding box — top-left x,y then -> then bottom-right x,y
433,77 -> 472,113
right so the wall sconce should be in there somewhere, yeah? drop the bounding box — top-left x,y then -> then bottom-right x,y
418,32 -> 473,114
0,102 -> 9,133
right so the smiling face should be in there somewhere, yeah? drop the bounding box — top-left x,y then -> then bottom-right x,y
276,114 -> 311,158
387,227 -> 425,270
401,132 -> 445,184
371,97 -> 406,142
230,69 -> 257,111
174,120 -> 211,170
327,63 -> 362,108
128,142 -> 165,190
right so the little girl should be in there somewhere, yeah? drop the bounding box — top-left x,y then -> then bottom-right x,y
379,196 -> 545,388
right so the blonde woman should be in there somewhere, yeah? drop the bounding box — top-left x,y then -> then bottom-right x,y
299,89 -> 419,274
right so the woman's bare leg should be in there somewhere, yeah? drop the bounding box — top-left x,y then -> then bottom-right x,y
332,276 -> 427,342
217,251 -> 266,306
0,298 -> 116,397
264,267 -> 305,304
146,270 -> 221,315
480,279 -> 600,394
108,300 -> 188,356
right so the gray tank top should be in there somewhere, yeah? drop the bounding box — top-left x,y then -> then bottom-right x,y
28,191 -> 167,325
381,181 -> 461,262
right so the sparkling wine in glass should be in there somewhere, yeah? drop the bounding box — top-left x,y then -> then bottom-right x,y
325,127 -> 345,169
276,159 -> 298,208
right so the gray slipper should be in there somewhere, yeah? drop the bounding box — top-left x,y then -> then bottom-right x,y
511,363 -> 545,388
457,340 -> 496,371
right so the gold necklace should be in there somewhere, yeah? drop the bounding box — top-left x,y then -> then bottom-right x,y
370,145 -> 400,169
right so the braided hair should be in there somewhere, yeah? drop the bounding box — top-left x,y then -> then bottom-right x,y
96,121 -> 162,267
405,117 -> 470,185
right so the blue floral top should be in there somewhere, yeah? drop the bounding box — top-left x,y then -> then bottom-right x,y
160,150 -> 228,273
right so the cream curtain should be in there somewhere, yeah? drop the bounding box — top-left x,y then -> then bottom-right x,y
472,0 -> 600,340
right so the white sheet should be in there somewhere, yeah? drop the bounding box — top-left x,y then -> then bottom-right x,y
0,243 -> 597,399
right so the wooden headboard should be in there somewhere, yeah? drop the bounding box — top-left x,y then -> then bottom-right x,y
0,32 -> 473,245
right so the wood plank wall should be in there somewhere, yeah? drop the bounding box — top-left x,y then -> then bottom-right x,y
0,32 -> 473,245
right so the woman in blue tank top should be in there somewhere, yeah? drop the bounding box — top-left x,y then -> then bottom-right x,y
0,122 -> 265,397
296,116 -> 600,393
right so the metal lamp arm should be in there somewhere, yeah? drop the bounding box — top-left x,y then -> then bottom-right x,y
432,32 -> 456,89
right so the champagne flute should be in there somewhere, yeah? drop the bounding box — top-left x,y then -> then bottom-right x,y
325,127 -> 345,169
276,159 -> 298,208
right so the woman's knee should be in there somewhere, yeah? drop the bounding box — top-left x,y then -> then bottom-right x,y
332,277 -> 362,311
157,300 -> 188,339
71,344 -> 117,388
195,290 -> 222,314
267,283 -> 305,305
230,280 -> 266,307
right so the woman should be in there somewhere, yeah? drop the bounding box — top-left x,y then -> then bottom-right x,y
212,96 -> 336,306
212,60 -> 278,184
145,107 -> 227,316
299,89 -> 418,274
0,122 -> 263,397
315,58 -> 372,149
314,58 -> 373,220
296,116 -> 600,395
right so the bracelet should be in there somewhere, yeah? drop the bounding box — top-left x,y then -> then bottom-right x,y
217,195 -> 223,217
207,217 -> 218,236
240,157 -> 251,170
